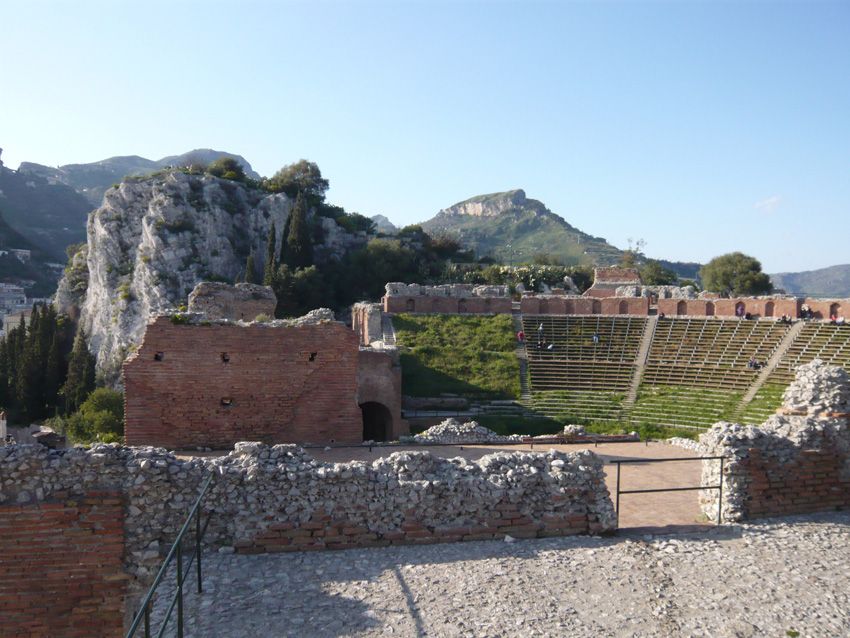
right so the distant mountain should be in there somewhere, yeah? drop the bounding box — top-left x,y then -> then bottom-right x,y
371,214 -> 398,234
770,265 -> 850,298
17,148 -> 259,206
420,189 -> 623,266
0,149 -> 92,261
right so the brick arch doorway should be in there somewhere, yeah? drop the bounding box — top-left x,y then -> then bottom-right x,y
360,402 -> 393,442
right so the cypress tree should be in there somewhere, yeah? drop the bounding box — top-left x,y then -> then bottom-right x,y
244,250 -> 258,284
62,328 -> 96,414
44,331 -> 63,411
263,222 -> 277,286
284,191 -> 313,269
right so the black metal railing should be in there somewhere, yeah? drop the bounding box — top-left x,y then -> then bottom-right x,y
611,455 -> 726,524
126,474 -> 214,638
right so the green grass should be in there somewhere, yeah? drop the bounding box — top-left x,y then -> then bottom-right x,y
630,385 -> 743,428
394,314 -> 520,399
529,390 -> 625,422
739,382 -> 786,424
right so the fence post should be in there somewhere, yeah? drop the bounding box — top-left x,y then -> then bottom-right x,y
177,543 -> 184,638
717,456 -> 724,525
143,601 -> 150,638
615,462 -> 621,515
196,507 -> 203,594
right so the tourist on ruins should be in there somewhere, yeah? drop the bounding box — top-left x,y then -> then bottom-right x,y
830,314 -> 838,324
517,330 -> 525,343
592,332 -> 600,344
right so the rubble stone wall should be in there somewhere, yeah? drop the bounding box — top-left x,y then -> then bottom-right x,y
123,317 -> 363,447
0,492 -> 126,638
0,442 -> 617,626
384,283 -> 509,298
187,281 -> 277,321
520,295 -> 648,315
700,360 -> 850,521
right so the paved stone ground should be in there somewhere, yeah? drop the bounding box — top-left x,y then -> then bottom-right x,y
150,511 -> 850,637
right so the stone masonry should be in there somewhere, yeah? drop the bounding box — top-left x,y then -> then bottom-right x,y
700,360 -> 850,521
187,281 -> 276,321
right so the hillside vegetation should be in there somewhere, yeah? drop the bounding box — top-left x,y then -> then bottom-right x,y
770,264 -> 850,298
421,189 -> 623,266
393,314 -> 520,398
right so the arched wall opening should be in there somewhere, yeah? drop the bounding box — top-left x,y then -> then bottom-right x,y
765,302 -> 775,317
676,301 -> 687,316
706,302 -> 715,316
592,300 -> 602,315
360,402 -> 393,442
830,303 -> 840,318
405,299 -> 415,312
618,300 -> 629,315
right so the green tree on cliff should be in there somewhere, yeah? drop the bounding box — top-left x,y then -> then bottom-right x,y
283,192 -> 313,269
700,252 -> 773,297
244,249 -> 258,284
265,160 -> 329,204
263,223 -> 277,286
62,328 -> 96,414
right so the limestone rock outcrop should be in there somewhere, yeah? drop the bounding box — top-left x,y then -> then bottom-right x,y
56,171 -> 366,381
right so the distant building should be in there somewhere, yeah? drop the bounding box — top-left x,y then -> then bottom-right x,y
0,284 -> 27,312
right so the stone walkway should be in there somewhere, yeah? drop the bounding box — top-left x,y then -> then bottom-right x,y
151,511 -> 850,637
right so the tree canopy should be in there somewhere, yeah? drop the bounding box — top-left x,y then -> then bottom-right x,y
639,259 -> 678,286
265,160 -> 329,202
699,252 -> 773,296
206,157 -> 246,182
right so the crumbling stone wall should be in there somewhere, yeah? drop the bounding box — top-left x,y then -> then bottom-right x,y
124,314 -> 363,447
802,298 -> 850,320
615,285 -> 696,299
0,443 -> 617,584
383,282 -> 512,314
187,281 -> 277,321
0,492 -> 126,638
583,267 -> 641,298
700,360 -> 850,521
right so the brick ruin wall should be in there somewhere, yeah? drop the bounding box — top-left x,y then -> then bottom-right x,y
657,297 -> 801,319
384,295 -> 512,314
357,349 -> 408,440
0,443 -> 617,632
520,295 -> 650,315
0,492 -> 126,638
123,318 -> 363,448
699,360 -> 850,521
352,302 -> 383,346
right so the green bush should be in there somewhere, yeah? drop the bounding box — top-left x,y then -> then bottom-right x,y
63,388 -> 124,443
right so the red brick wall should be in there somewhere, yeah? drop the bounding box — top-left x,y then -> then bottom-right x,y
357,350 -> 407,439
0,493 -> 126,638
237,495 -> 601,553
803,298 -> 850,320
520,296 -> 647,315
383,296 -> 511,314
743,448 -> 850,518
124,318 -> 363,448
659,298 -> 799,318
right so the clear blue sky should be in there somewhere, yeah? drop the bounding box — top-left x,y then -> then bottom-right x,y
1,0 -> 848,273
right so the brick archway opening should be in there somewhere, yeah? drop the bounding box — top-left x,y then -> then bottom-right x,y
360,402 -> 393,442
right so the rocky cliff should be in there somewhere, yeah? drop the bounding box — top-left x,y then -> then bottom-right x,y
57,170 -> 366,382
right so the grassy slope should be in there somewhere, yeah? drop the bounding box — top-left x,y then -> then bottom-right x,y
393,313 -> 521,399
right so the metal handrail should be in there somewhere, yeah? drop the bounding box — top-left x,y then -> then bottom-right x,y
126,474 -> 214,638
611,455 -> 726,524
